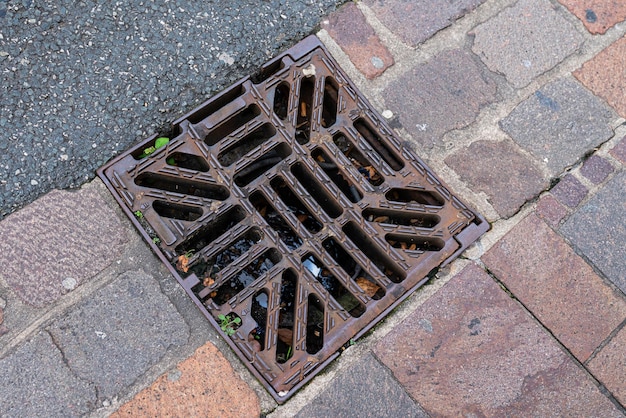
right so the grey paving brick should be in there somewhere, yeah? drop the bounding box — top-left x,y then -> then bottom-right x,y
365,0 -> 485,46
0,186 -> 128,308
562,171 -> 626,293
295,352 -> 427,418
0,332 -> 96,417
471,0 -> 583,88
383,49 -> 497,149
501,78 -> 616,176
47,270 -> 189,401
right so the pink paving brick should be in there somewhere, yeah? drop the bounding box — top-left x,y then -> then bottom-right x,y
610,136 -> 626,164
373,263 -> 620,416
574,36 -> 626,118
558,0 -> 626,34
550,174 -> 588,208
580,154 -> 615,184
588,325 -> 626,405
483,214 -> 626,362
535,194 -> 568,228
321,3 -> 394,79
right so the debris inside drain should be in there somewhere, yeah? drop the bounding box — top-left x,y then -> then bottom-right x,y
97,35 -> 489,403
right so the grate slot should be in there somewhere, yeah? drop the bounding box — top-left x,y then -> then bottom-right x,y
343,221 -> 405,283
270,177 -> 322,234
306,294 -> 324,354
312,148 -> 362,203
135,172 -> 229,200
332,132 -> 384,186
363,208 -> 439,229
166,152 -> 210,172
205,104 -> 261,146
321,77 -> 338,128
152,200 -> 203,222
186,84 -> 245,125
296,76 -> 315,145
354,118 -> 404,171
249,191 -> 302,250
290,163 -> 343,218
385,234 -> 444,252
250,290 -> 269,350
302,254 -> 365,317
234,142 -> 291,187
385,188 -> 444,207
273,81 -> 290,120
276,269 -> 298,364
218,123 -> 277,166
175,206 -> 245,255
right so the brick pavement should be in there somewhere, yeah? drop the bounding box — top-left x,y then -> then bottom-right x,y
1,0 -> 626,416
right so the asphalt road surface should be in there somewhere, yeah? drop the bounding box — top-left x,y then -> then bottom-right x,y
0,0 -> 345,219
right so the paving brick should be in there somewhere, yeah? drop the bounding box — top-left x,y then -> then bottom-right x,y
383,49 -> 497,149
47,270 -> 189,402
373,263 -> 620,416
112,342 -> 259,418
574,36 -> 626,118
445,139 -> 548,218
0,187 -> 128,308
0,332 -> 96,417
321,3 -> 393,79
588,325 -> 626,405
295,352 -> 427,418
562,171 -> 626,293
364,0 -> 485,46
610,136 -> 626,164
551,174 -> 588,208
581,155 -> 615,184
471,0 -> 583,88
483,214 -> 626,362
536,194 -> 568,228
558,0 -> 626,34
501,77 -> 616,176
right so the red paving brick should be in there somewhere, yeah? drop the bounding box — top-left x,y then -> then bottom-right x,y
550,174 -> 588,208
580,154 -> 615,184
444,139 -> 547,218
611,136 -> 626,164
558,0 -> 626,34
483,214 -> 626,362
574,36 -> 626,118
111,342 -> 260,418
588,325 -> 626,405
535,194 -> 568,228
321,3 -> 393,79
373,263 -> 620,416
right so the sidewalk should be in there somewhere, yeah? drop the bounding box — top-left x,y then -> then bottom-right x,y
1,0 -> 626,416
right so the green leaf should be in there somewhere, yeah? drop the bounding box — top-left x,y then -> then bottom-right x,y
155,137 -> 170,149
166,157 -> 176,165
233,317 -> 242,324
217,314 -> 226,321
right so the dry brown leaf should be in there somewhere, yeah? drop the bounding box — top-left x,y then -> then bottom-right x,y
297,214 -> 308,223
409,244 -> 417,251
373,216 -> 389,223
203,277 -> 215,287
277,328 -> 293,345
356,277 -> 381,297
176,255 -> 190,273
400,242 -> 407,250
300,102 -> 307,117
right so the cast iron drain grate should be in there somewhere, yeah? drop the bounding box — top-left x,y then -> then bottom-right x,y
98,35 -> 489,403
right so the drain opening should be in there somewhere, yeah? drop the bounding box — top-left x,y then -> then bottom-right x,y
322,237 -> 385,300
250,191 -> 302,250
303,254 -> 366,317
290,163 -> 343,219
343,221 -> 405,283
321,77 -> 338,128
192,228 -> 263,297
252,58 -> 285,84
296,76 -> 315,145
276,269 -> 298,364
153,200 -> 203,222
186,84 -> 245,125
211,248 -> 280,306
332,133 -> 384,186
354,118 -> 404,171
218,123 -> 277,166
234,143 -> 291,187
270,177 -> 322,234
249,290 -> 269,351
273,82 -> 290,121
176,206 -> 246,255
135,172 -> 230,200
205,104 -> 261,146
385,188 -> 444,207
166,152 -> 210,172
306,294 -> 324,354
312,148 -> 362,203
386,234 -> 444,252
363,208 -> 439,229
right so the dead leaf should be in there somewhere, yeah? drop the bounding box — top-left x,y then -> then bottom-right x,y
356,277 -> 380,297
176,254 -> 190,273
278,328 -> 293,345
297,214 -> 308,223
300,102 -> 307,117
400,242 -> 407,250
209,291 -> 217,298
203,277 -> 215,287
409,244 -> 417,251
373,216 -> 389,223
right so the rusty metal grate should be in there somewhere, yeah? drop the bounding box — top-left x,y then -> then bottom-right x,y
98,35 -> 489,403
